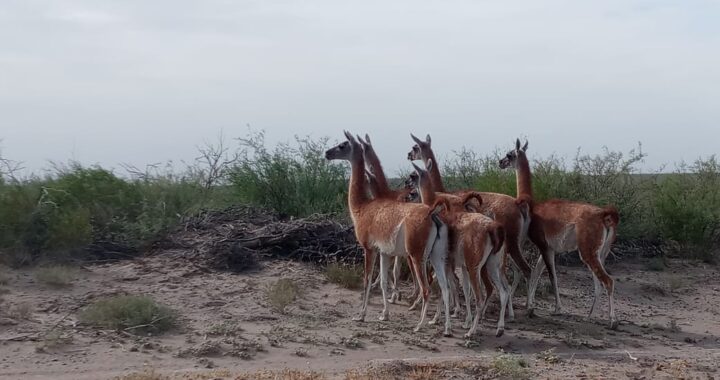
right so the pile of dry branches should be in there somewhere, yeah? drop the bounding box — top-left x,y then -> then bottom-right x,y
151,206 -> 362,272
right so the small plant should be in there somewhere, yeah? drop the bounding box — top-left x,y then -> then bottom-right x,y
80,295 -> 177,334
645,257 -> 665,272
667,276 -> 685,292
207,321 -> 243,337
490,354 -> 531,379
0,267 -> 10,285
536,348 -> 561,364
668,318 -> 682,333
294,348 -> 308,357
34,265 -> 77,287
325,263 -> 362,289
266,279 -> 299,313
9,302 -> 33,320
36,327 -> 74,353
112,369 -> 171,380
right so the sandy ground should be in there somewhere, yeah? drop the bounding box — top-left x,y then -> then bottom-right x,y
1,253 -> 719,380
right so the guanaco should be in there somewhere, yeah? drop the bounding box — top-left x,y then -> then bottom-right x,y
412,161 -> 511,337
500,139 -> 620,328
407,133 -> 536,318
325,131 -> 455,335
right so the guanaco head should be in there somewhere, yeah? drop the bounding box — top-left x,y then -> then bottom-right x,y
325,131 -> 362,161
405,188 -> 419,202
407,133 -> 432,161
499,138 -> 528,169
404,172 -> 418,189
410,159 -> 433,191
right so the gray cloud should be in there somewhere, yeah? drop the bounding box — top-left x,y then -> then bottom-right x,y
1,0 -> 718,175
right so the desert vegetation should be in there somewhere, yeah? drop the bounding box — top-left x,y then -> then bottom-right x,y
1,131 -> 717,268
1,130 -> 719,379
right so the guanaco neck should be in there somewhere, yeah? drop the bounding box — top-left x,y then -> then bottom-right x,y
364,147 -> 392,197
424,151 -> 446,193
348,151 -> 372,214
417,178 -> 437,206
516,152 -> 533,203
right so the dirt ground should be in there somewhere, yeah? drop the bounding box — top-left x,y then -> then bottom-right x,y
1,253 -> 719,380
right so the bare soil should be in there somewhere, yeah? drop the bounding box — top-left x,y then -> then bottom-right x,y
1,254 -> 719,379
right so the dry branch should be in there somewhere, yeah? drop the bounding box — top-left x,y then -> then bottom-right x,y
151,206 -> 362,272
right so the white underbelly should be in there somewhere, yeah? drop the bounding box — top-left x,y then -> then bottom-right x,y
547,225 -> 577,253
372,223 -> 407,257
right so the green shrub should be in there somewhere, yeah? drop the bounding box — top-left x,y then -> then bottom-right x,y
325,263 -> 363,289
34,265 -> 77,287
654,157 -> 720,254
80,295 -> 177,334
229,130 -> 347,217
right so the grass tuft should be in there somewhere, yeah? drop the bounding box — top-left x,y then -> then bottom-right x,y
325,263 -> 362,289
645,257 -> 666,272
79,295 -> 177,334
9,302 -> 33,320
266,279 -> 299,313
490,354 -> 531,380
34,265 -> 77,287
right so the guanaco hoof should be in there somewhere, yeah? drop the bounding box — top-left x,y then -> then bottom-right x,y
610,320 -> 619,330
495,328 -> 504,338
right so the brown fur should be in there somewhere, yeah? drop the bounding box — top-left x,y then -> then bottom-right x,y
419,169 -> 511,337
408,134 -> 534,280
326,132 -> 452,334
502,139 -> 620,328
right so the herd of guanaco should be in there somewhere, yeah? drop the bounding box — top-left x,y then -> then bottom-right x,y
325,131 -> 620,338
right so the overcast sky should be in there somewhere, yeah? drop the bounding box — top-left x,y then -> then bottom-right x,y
1,0 -> 718,175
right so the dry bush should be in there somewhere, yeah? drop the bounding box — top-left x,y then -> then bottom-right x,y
34,265 -> 77,287
266,279 -> 299,313
80,295 -> 177,334
325,263 -> 362,289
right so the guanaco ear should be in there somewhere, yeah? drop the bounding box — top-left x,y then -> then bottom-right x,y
356,134 -> 365,146
426,158 -> 434,171
425,134 -> 432,145
344,130 -> 355,142
410,133 -> 423,145
522,140 -> 528,152
364,134 -> 372,146
515,138 -> 521,150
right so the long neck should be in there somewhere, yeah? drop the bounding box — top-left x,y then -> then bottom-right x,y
424,151 -> 446,193
365,148 -> 392,195
418,179 -> 436,206
348,153 -> 371,213
516,152 -> 533,202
